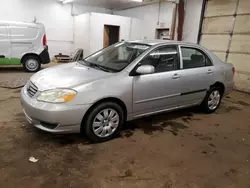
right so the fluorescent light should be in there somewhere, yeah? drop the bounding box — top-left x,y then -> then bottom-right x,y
131,0 -> 143,2
62,0 -> 75,4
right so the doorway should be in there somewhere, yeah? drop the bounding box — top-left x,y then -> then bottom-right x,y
155,28 -> 170,40
103,25 -> 120,48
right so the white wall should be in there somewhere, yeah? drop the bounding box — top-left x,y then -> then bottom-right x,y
130,18 -> 142,40
74,14 -> 90,56
115,0 -> 203,43
114,2 -> 175,40
0,0 -> 112,58
73,3 -> 111,15
182,0 -> 203,43
89,13 -> 132,54
74,13 -> 141,56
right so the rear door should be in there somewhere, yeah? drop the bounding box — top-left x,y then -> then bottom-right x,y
9,25 -> 38,64
0,25 -> 11,64
176,45 -> 215,105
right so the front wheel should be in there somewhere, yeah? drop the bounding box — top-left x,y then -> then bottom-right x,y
23,56 -> 41,72
83,102 -> 124,142
201,87 -> 222,113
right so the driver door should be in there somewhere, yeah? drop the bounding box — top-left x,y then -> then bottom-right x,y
132,45 -> 183,117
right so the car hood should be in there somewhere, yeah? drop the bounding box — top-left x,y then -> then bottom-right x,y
30,62 -> 112,91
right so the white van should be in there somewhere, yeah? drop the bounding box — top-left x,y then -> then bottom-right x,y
0,21 -> 50,72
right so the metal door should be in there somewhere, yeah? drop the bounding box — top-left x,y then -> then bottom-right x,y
132,45 -> 183,117
176,45 -> 215,106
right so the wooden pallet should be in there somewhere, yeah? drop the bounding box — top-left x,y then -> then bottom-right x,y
53,56 -> 70,63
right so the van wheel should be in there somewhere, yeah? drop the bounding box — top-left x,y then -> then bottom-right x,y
83,102 -> 124,142
201,87 -> 222,114
23,56 -> 41,72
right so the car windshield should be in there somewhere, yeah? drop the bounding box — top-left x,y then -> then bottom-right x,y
81,42 -> 151,72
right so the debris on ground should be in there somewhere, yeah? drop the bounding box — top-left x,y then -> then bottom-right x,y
29,157 -> 39,163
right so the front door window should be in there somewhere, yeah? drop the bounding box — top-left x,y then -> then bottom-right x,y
139,45 -> 180,73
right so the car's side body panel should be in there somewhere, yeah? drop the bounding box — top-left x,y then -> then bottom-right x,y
132,69 -> 184,117
0,24 -> 11,64
74,71 -> 134,120
125,42 -> 234,119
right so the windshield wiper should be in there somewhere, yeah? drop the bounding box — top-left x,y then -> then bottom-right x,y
78,60 -> 90,66
79,60 -> 116,73
92,64 -> 114,72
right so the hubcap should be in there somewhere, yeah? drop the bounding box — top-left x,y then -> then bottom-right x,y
92,108 -> 119,138
208,90 -> 221,110
26,59 -> 38,71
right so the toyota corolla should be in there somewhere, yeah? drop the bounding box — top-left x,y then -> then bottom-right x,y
21,40 -> 234,142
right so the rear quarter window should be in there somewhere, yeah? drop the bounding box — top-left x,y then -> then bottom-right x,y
9,26 -> 38,40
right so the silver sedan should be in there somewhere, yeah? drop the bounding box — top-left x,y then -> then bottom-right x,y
21,40 -> 235,142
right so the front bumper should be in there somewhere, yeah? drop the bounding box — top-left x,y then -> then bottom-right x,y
20,86 -> 91,134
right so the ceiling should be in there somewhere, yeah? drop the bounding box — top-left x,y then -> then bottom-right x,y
72,0 -> 160,10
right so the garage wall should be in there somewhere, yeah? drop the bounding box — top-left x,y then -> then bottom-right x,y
89,13 -> 132,54
0,0 -> 111,58
200,0 -> 250,92
114,0 -> 204,43
74,13 -> 139,56
114,2 -> 175,40
72,3 -> 111,15
73,14 -> 90,56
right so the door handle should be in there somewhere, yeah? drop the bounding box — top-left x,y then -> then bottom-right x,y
172,73 -> 181,79
207,69 -> 213,74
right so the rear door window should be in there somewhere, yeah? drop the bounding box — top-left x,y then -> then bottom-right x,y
181,47 -> 212,69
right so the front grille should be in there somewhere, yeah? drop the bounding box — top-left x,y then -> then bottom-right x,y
27,81 -> 38,97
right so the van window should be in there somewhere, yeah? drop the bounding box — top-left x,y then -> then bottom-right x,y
0,26 -> 8,40
9,26 -> 38,40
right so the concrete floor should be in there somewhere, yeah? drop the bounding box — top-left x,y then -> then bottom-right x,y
0,64 -> 249,188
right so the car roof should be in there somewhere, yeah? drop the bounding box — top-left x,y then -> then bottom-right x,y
128,39 -> 198,46
0,21 -> 43,27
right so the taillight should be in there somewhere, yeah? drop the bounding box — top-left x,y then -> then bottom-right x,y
232,67 -> 235,75
43,34 -> 47,47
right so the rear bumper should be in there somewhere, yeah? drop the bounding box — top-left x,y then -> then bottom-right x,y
224,80 -> 234,96
20,86 -> 91,134
39,47 -> 50,64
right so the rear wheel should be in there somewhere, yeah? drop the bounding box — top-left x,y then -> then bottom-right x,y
83,102 -> 124,142
23,55 -> 41,72
201,87 -> 222,113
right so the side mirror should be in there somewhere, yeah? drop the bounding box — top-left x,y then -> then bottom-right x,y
136,65 -> 155,75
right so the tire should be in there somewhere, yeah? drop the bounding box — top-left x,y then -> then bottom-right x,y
83,102 -> 124,142
23,55 -> 41,72
201,86 -> 223,114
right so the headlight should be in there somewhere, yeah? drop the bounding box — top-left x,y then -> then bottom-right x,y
37,89 -> 77,103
